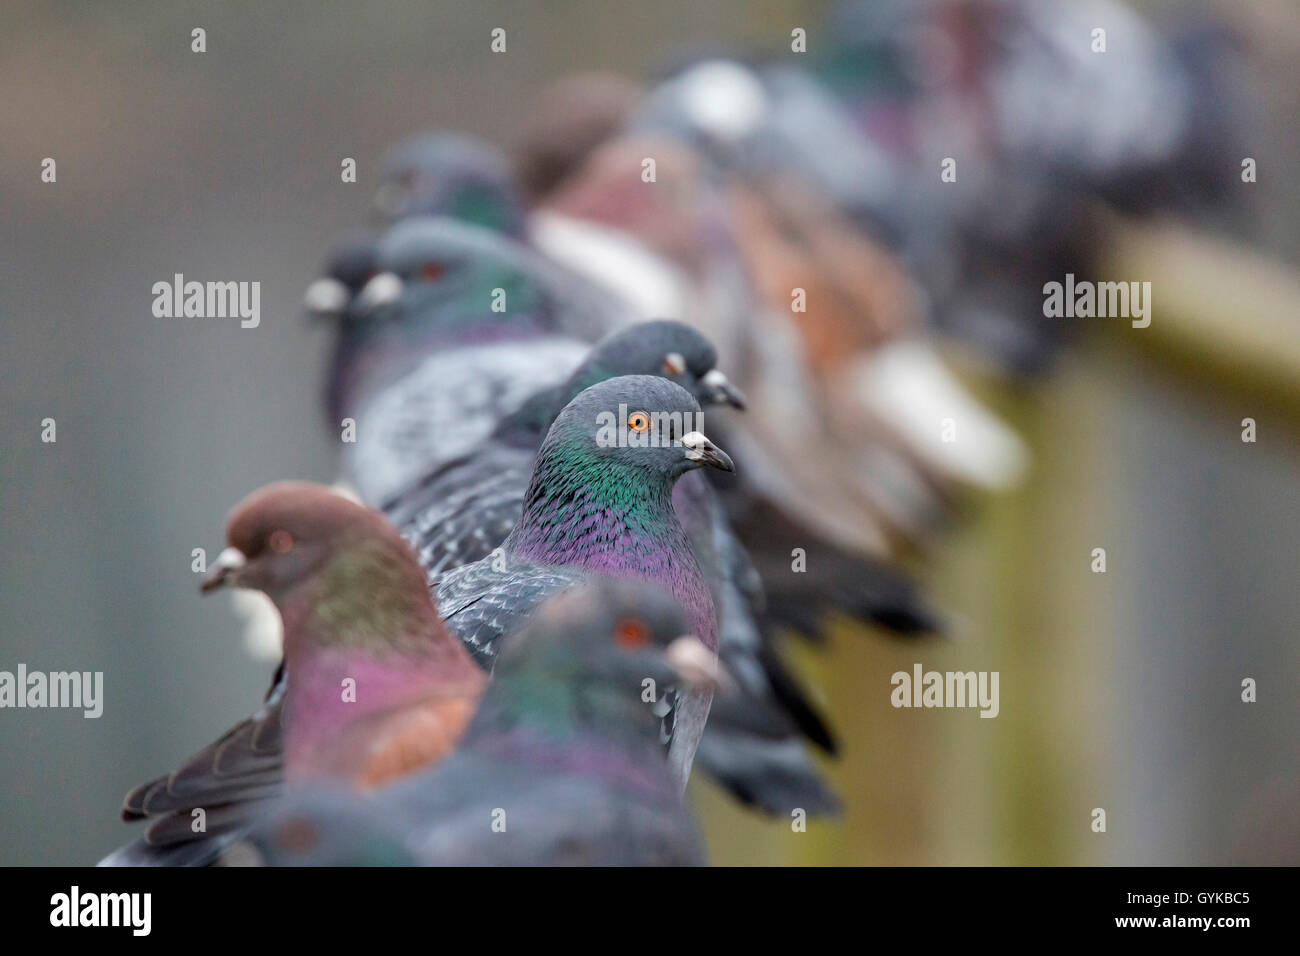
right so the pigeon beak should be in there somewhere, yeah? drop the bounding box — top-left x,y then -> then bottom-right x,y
664,636 -> 733,693
200,547 -> 247,594
701,369 -> 746,410
680,430 -> 734,473
302,277 -> 351,320
354,271 -> 404,314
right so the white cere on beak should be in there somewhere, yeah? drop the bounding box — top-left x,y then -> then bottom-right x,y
302,277 -> 350,314
664,636 -> 721,689
355,271 -> 404,312
663,352 -> 687,376
213,547 -> 247,572
702,369 -> 728,389
680,431 -> 710,461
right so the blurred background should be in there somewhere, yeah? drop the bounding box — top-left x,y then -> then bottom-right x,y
2,0 -> 1298,865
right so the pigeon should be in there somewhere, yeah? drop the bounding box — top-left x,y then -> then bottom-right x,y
382,319 -> 838,812
228,581 -> 717,866
434,376 -> 732,658
432,375 -> 733,786
101,483 -> 484,866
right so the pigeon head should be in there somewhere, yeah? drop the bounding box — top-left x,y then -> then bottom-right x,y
565,320 -> 745,410
321,215 -> 621,422
346,217 -> 561,335
203,483 -> 478,787
372,132 -> 526,237
500,580 -> 721,694
507,376 -> 730,652
534,375 -> 734,493
319,218 -> 564,414
201,482 -> 430,634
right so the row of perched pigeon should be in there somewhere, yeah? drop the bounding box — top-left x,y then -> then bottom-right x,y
101,0 -> 1229,865
98,173 -> 964,865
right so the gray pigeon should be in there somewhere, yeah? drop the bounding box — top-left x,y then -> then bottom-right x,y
433,375 -> 731,662
395,332 -> 838,813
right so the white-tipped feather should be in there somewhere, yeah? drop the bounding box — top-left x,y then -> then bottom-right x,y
676,60 -> 768,142
530,212 -> 686,320
853,340 -> 1029,490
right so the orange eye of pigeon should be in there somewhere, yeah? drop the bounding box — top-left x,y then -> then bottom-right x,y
417,261 -> 445,281
269,529 -> 294,554
628,411 -> 650,433
615,618 -> 650,648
